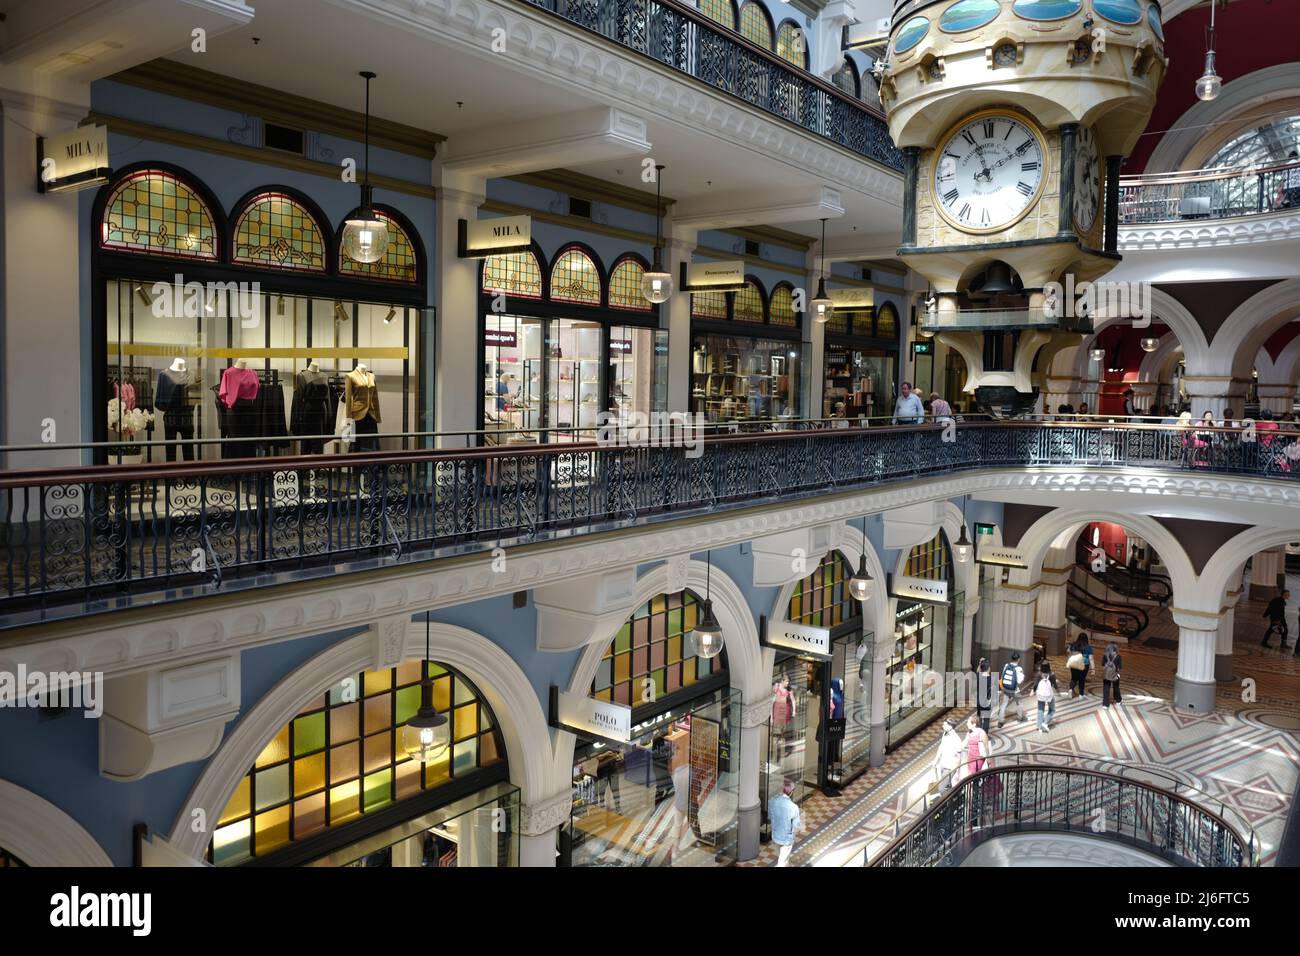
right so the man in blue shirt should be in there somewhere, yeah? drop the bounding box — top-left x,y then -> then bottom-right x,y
892,381 -> 925,425
768,778 -> 802,866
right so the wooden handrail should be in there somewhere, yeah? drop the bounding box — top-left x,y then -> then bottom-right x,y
1120,157 -> 1300,187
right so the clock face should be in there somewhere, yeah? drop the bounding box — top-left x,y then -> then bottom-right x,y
1073,124 -> 1101,233
933,113 -> 1047,233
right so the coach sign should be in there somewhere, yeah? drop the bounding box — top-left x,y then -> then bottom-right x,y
890,574 -> 949,604
761,618 -> 832,659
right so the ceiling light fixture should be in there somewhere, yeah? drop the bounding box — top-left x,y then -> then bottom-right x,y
848,514 -> 874,601
954,499 -> 971,563
1196,0 -> 1222,101
341,71 -> 390,264
1140,336 -> 1159,352
334,301 -> 349,324
383,306 -> 397,325
1090,347 -> 1105,362
134,283 -> 155,307
690,550 -> 725,659
811,218 -> 834,324
401,614 -> 451,765
640,164 -> 674,304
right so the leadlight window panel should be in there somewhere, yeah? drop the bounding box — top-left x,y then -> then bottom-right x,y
609,258 -> 652,311
906,531 -> 951,581
739,1 -> 773,48
733,279 -> 765,322
101,170 -> 217,259
827,311 -> 850,334
209,661 -> 504,865
483,250 -> 544,299
776,22 -> 808,68
876,302 -> 898,339
551,247 -> 602,305
832,59 -> 859,97
338,213 -> 418,282
692,290 -> 728,319
232,193 -> 326,271
787,551 -> 859,629
770,285 -> 798,327
699,0 -> 737,29
591,590 -> 727,706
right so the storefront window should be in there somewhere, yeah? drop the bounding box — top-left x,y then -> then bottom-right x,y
733,278 -> 765,322
483,314 -> 543,440
824,348 -> 895,419
547,318 -> 603,440
692,334 -> 801,422
209,659 -> 506,866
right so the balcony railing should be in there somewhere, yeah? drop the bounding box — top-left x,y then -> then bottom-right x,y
852,752 -> 1259,868
2,418 -> 1296,627
519,0 -> 903,170
1119,158 -> 1300,224
917,306 -> 1093,333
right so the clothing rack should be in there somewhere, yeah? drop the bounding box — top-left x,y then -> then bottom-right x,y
106,364 -> 155,408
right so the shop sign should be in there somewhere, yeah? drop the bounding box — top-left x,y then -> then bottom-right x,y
553,689 -> 632,742
977,544 -> 1027,569
484,328 -> 518,348
891,574 -> 948,603
37,124 -> 110,194
683,259 -> 746,291
458,215 -> 532,258
762,620 -> 831,658
610,339 -> 632,353
827,287 -> 873,309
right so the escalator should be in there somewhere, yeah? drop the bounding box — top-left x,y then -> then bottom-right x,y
1065,580 -> 1148,641
1074,542 -> 1172,604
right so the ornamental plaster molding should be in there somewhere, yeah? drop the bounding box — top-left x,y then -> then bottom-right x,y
742,695 -> 777,729
1118,209 -> 1300,251
0,779 -> 113,867
520,789 -> 574,836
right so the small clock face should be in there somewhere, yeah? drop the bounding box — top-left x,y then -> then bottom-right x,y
933,113 -> 1046,233
1073,125 -> 1101,233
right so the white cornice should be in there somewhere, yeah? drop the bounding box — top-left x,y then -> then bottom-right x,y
1118,208 -> 1300,251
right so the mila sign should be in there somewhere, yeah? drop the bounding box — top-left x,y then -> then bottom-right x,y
458,215 -> 532,258
37,125 -> 110,194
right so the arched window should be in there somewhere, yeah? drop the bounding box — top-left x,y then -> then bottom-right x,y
100,169 -> 217,259
231,192 -> 326,271
776,21 -> 808,68
733,277 -> 766,322
338,211 -> 418,282
906,531 -> 951,581
827,310 -> 850,334
770,283 -> 798,327
210,660 -> 504,865
482,249 -> 544,299
609,256 -> 652,311
831,58 -> 860,97
691,290 -> 728,319
592,589 -> 727,706
738,1 -> 774,48
550,246 -> 603,305
699,0 -> 737,29
875,301 -> 899,340
788,551 -> 860,629
1206,115 -> 1300,169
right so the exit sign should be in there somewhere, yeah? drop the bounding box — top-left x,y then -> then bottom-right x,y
975,522 -> 996,537
912,342 -> 933,355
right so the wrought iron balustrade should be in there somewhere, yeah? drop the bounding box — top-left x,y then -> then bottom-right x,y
518,0 -> 902,170
1119,158 -> 1300,224
2,419 -> 1297,626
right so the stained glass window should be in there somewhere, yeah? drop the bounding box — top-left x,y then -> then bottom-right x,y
692,290 -> 728,319
827,310 -> 850,334
209,660 -> 503,865
591,590 -> 727,707
733,279 -> 765,322
338,212 -> 418,282
550,247 -> 602,305
232,193 -> 326,271
906,531 -> 951,581
831,59 -> 859,97
739,1 -> 773,48
788,551 -> 859,629
770,284 -> 798,326
699,0 -> 737,29
609,257 -> 651,310
776,22 -> 808,67
101,170 -> 217,259
0,847 -> 26,867
876,302 -> 899,339
483,250 -> 544,298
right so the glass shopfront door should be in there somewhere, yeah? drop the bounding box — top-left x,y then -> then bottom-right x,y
886,591 -> 965,750
823,347 -> 896,419
691,334 -> 802,422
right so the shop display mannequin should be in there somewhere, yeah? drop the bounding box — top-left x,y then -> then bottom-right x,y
219,358 -> 260,458
344,361 -> 381,452
155,357 -> 194,461
291,359 -> 332,455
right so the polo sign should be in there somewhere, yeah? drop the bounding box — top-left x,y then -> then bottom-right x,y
553,689 -> 632,742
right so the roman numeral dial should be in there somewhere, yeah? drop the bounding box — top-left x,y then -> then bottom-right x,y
1073,124 -> 1101,234
932,113 -> 1047,234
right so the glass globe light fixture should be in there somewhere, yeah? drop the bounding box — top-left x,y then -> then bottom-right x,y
341,72 -> 390,265
848,555 -> 873,601
641,165 -> 674,304
954,524 -> 972,563
1140,337 -> 1159,352
1195,50 -> 1221,101
811,218 -> 834,323
1090,347 -> 1105,362
402,618 -> 450,764
691,599 -> 725,659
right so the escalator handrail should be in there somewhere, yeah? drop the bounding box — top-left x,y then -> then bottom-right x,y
1066,580 -> 1149,634
1074,543 -> 1172,602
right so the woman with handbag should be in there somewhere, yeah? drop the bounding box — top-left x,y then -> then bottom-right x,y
1067,633 -> 1089,697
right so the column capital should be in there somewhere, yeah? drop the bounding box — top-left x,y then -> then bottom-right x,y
742,694 -> 776,729
1170,607 -> 1222,631
520,789 -> 573,837
439,185 -> 486,210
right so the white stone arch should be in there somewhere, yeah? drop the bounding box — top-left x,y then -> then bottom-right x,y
168,620 -> 554,861
1053,288 -> 1211,384
1137,334 -> 1183,385
1145,63 -> 1300,173
0,779 -> 113,867
1258,335 -> 1300,394
1211,279 -> 1300,380
557,559 -> 764,775
1200,525 -> 1300,614
890,500 -> 979,663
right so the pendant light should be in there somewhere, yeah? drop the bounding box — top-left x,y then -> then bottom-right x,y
1195,1 -> 1222,102
848,514 -> 874,602
690,551 -> 725,659
401,614 -> 451,765
640,164 -> 674,304
954,499 -> 971,563
811,218 -> 834,324
341,71 -> 390,264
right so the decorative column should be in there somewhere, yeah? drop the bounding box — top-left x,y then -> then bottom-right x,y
869,633 -> 893,767
991,585 -> 1038,672
1035,563 -> 1070,655
1173,609 -> 1220,713
662,228 -> 697,413
1129,381 -> 1158,412
519,790 -> 571,867
1216,590 -> 1240,682
1255,383 -> 1295,416
1179,376 -> 1238,420
1249,547 -> 1284,602
433,176 -> 485,446
737,694 -> 771,862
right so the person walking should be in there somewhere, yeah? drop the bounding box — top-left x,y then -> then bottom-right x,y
934,719 -> 964,792
1035,662 -> 1059,732
892,381 -> 925,425
1262,589 -> 1290,649
930,391 -> 953,423
965,714 -> 989,775
1066,636 -> 1087,698
768,778 -> 802,867
1122,388 -> 1139,419
996,651 -> 1027,727
975,658 -> 995,732
1101,643 -> 1124,707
